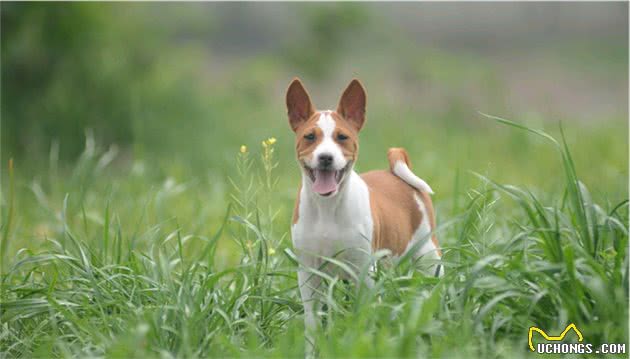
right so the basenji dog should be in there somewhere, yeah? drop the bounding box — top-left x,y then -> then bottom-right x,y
286,78 -> 443,349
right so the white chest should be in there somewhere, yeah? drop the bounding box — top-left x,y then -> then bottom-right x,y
291,172 -> 374,270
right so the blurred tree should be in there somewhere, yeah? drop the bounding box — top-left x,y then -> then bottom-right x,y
282,4 -> 370,79
1,3 -> 150,160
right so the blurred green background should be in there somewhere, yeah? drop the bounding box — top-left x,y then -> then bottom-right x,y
1,2 -> 628,244
1,4 -> 628,357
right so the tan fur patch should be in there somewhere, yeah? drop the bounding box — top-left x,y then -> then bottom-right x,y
362,170 -> 423,255
294,113 -> 325,164
329,112 -> 359,163
362,170 -> 440,256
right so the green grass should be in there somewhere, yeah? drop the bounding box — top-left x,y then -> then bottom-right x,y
0,117 -> 628,358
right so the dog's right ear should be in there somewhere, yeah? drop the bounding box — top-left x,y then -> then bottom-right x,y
286,78 -> 315,132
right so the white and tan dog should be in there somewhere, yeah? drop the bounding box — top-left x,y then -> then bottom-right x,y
287,78 -> 443,347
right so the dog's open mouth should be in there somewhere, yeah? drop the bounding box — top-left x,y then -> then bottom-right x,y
304,163 -> 351,196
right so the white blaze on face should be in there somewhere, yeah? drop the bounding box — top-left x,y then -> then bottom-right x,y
303,111 -> 349,196
308,111 -> 347,171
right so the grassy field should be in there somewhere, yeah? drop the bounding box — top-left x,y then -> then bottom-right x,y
1,3 -> 628,358
1,115 -> 627,358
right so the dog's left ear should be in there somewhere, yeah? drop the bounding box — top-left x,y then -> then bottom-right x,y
337,79 -> 366,132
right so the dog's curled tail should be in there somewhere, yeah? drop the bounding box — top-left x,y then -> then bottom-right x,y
387,148 -> 434,194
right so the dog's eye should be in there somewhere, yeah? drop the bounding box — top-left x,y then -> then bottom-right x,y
304,133 -> 316,141
337,133 -> 349,141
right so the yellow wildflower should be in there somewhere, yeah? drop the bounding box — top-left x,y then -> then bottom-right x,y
267,137 -> 277,145
240,145 -> 247,153
268,247 -> 276,256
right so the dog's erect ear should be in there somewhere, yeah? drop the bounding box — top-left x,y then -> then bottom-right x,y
286,78 -> 315,132
337,79 -> 366,132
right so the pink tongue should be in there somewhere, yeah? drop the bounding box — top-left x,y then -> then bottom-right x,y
312,170 -> 338,194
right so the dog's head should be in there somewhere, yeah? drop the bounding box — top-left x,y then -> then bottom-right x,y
286,78 -> 367,197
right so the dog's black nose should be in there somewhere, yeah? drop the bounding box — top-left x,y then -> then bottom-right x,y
318,153 -> 334,167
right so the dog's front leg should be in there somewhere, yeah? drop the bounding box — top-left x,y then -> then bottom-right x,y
297,268 -> 322,357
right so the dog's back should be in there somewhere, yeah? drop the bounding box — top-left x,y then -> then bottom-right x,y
362,147 -> 441,259
362,170 -> 439,257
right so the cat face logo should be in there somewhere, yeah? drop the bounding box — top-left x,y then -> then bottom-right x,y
528,323 -> 584,351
